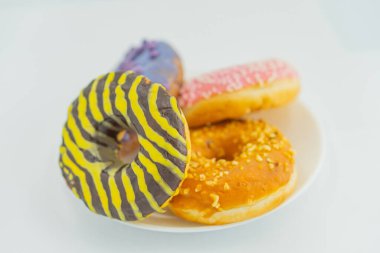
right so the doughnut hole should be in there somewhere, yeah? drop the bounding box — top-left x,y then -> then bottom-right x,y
199,131 -> 245,161
117,129 -> 140,164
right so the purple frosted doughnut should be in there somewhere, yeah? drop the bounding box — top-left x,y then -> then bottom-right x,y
116,40 -> 183,96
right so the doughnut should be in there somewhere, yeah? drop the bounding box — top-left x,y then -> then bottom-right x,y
117,40 -> 183,96
169,120 -> 296,225
179,59 -> 300,127
58,71 -> 191,221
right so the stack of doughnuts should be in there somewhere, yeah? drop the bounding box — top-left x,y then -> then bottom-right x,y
59,39 -> 300,225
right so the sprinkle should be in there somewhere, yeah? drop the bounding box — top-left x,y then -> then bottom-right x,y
224,182 -> 230,191
199,174 -> 206,181
256,154 -> 263,162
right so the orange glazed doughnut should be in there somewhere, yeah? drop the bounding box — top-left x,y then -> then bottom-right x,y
179,59 -> 300,127
169,120 -> 296,225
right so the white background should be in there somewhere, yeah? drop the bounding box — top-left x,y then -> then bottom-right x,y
0,0 -> 379,252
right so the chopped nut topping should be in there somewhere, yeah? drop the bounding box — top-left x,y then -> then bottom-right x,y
262,145 -> 271,151
182,188 -> 190,195
206,180 -> 217,186
210,193 -> 220,208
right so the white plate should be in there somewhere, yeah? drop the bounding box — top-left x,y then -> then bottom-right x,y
121,99 -> 325,232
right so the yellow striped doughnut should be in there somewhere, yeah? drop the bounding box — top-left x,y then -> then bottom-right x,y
59,71 -> 191,221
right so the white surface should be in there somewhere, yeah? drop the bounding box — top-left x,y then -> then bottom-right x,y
124,101 -> 324,232
0,0 -> 379,252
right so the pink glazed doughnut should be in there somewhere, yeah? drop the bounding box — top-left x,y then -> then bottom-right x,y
179,59 -> 300,127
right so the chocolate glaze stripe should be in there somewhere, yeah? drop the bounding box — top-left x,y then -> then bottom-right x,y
62,126 -> 112,217
107,173 -> 126,220
145,82 -> 186,146
169,96 -> 185,124
77,89 -> 118,147
107,73 -> 131,128
88,76 -> 105,122
100,172 -> 120,220
139,148 -> 180,191
127,76 -> 186,162
113,72 -> 133,126
125,166 -> 155,217
156,87 -> 185,132
137,152 -> 173,196
134,157 -> 170,206
130,161 -> 165,213
101,72 -> 115,117
95,74 -> 109,120
72,173 -> 84,201
120,166 -> 143,219
60,145 -> 95,212
137,134 -> 184,179
114,168 -> 137,221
